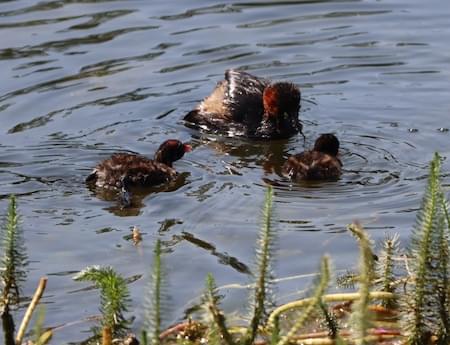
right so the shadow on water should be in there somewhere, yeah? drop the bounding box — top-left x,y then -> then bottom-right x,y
163,231 -> 251,275
0,0 -> 450,342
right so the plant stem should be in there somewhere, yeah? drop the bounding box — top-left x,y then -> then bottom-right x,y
2,305 -> 15,345
268,291 -> 394,329
102,326 -> 112,345
15,277 -> 47,345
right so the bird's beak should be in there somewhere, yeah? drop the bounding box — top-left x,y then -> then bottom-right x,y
183,144 -> 192,152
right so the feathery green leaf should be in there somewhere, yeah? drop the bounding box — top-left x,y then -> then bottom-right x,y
144,239 -> 164,345
74,265 -> 131,336
348,223 -> 375,345
244,186 -> 276,345
1,195 -> 28,307
436,191 -> 450,343
203,273 -> 234,345
375,233 -> 400,309
336,270 -> 358,289
400,153 -> 450,344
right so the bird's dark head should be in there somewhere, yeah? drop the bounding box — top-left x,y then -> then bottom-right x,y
154,139 -> 192,166
258,82 -> 301,139
313,134 -> 340,156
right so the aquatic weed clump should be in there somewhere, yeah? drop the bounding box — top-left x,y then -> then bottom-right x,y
1,195 -> 28,345
0,195 -> 28,307
74,265 -> 132,342
1,197 -> 50,345
402,153 -> 450,345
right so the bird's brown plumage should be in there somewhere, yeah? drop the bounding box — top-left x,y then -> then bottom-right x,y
87,153 -> 177,189
282,134 -> 342,181
184,69 -> 301,139
283,151 -> 341,180
86,139 -> 190,190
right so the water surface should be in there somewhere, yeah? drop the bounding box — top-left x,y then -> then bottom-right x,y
1,0 -> 450,342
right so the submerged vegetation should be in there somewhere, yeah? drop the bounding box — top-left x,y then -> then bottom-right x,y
0,153 -> 449,344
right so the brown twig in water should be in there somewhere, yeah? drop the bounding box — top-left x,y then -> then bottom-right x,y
159,322 -> 189,340
15,277 -> 47,345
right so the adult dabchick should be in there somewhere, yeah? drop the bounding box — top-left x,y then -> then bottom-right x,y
184,69 -> 302,140
282,134 -> 342,180
86,139 -> 191,205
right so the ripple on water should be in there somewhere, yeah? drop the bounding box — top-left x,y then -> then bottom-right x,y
261,128 -> 428,233
0,0 -> 449,342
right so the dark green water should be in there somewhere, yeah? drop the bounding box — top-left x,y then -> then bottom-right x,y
0,0 -> 449,342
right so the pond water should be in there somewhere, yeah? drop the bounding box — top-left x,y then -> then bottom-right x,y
1,0 -> 449,342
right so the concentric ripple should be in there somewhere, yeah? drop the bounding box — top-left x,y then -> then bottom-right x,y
0,0 -> 449,342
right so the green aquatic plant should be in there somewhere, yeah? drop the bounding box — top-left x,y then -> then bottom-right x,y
403,153 -> 450,345
438,193 -> 450,342
435,207 -> 450,344
1,198 -> 49,345
0,195 -> 28,308
375,233 -> 400,309
202,273 -> 234,345
143,239 -> 166,345
348,223 -> 375,345
243,186 -> 277,345
336,270 -> 358,289
74,265 -> 131,339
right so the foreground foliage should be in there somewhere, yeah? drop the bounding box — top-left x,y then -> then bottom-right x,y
0,195 -> 27,307
0,196 -> 50,345
74,265 -> 132,341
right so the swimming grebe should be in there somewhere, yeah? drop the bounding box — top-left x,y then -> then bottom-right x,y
86,139 -> 191,205
184,69 -> 302,140
282,134 -> 341,180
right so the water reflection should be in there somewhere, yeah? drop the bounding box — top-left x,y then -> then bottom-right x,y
87,172 -> 190,217
189,127 -> 418,195
0,0 -> 449,342
190,133 -> 296,176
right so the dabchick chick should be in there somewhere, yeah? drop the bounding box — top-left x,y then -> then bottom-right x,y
282,134 -> 342,180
